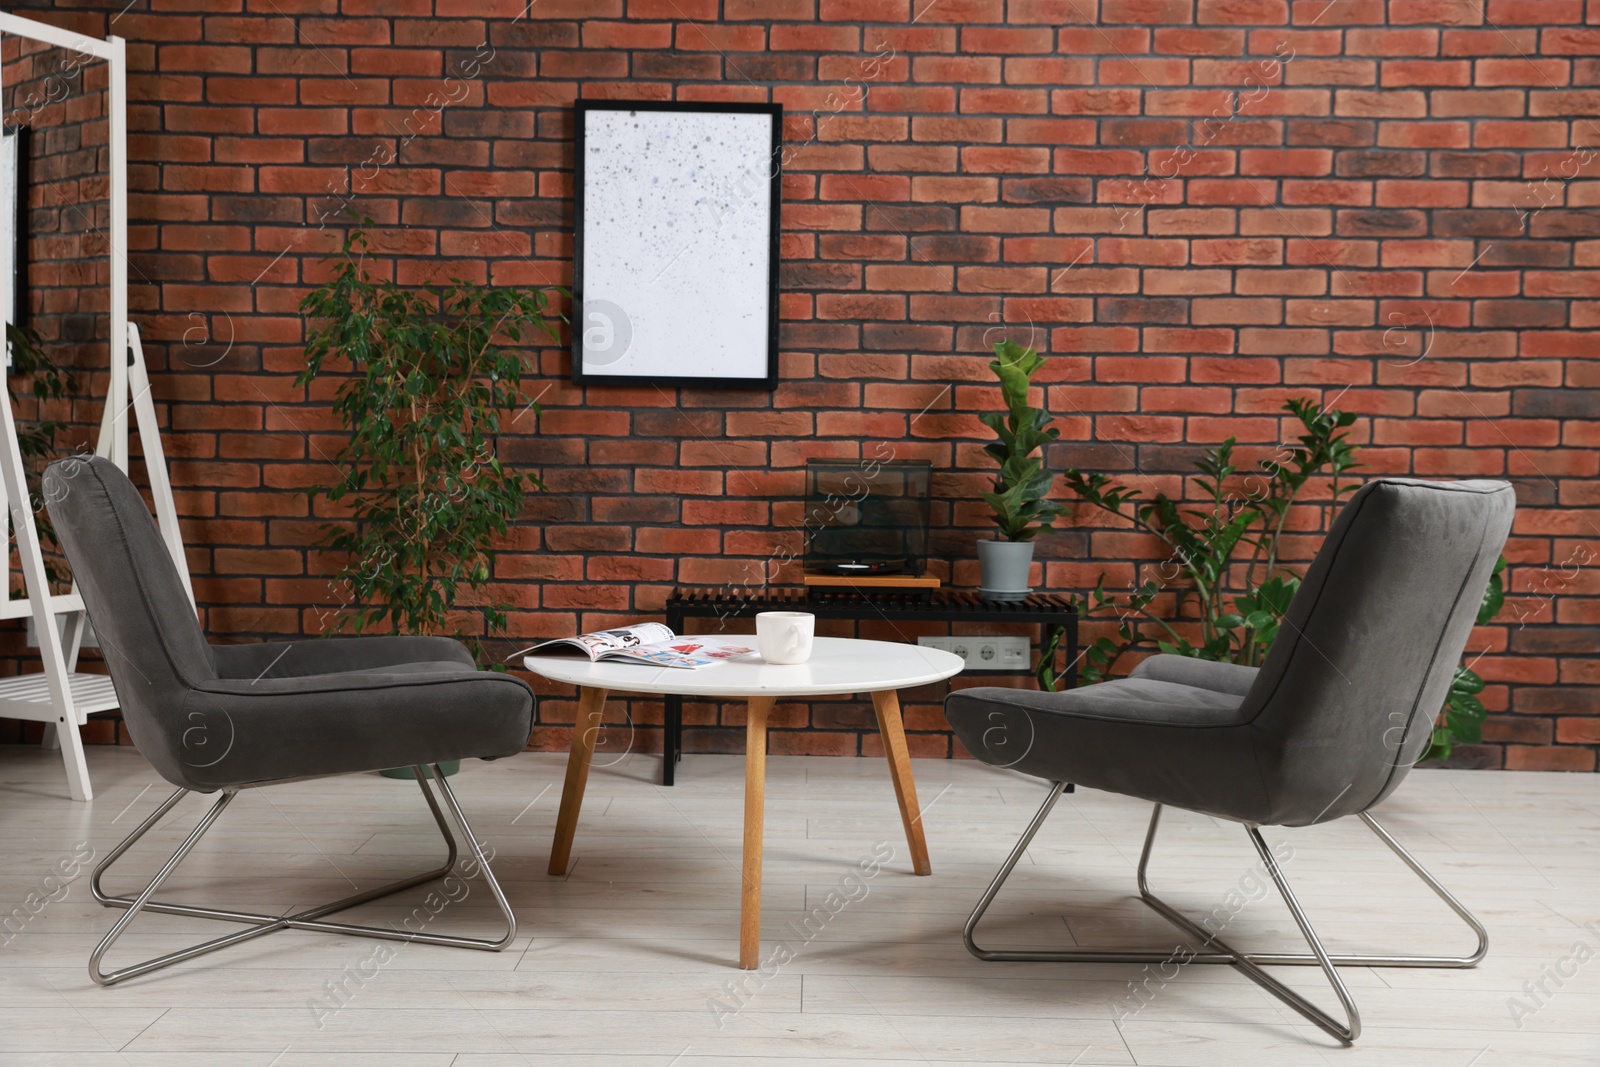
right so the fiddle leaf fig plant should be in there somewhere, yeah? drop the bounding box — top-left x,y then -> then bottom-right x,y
296,223 -> 563,652
979,339 -> 1062,542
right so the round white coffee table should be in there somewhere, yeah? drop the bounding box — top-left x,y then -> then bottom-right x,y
523,636 -> 964,969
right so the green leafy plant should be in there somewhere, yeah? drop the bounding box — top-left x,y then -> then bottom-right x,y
296,224 -> 562,652
8,323 -> 80,589
1422,555 -> 1506,763
1054,397 -> 1359,687
1048,396 -> 1505,762
980,339 -> 1062,542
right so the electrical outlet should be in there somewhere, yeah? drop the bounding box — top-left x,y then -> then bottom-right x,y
918,635 -> 1031,671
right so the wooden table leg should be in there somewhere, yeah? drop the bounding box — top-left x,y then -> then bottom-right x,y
739,695 -> 774,970
548,686 -> 609,876
871,689 -> 931,876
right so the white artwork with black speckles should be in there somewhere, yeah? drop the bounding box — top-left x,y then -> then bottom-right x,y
578,108 -> 774,382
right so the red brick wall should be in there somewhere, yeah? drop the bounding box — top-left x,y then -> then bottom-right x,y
3,1 -> 1596,771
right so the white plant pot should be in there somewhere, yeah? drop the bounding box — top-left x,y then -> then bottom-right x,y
978,539 -> 1034,602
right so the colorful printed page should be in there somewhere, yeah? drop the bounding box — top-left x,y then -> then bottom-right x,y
513,626 -> 757,670
609,635 -> 759,670
514,622 -> 675,662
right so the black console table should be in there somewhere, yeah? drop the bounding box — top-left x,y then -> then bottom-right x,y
660,587 -> 1079,785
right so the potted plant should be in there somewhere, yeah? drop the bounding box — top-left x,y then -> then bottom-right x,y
977,339 -> 1062,600
297,222 -> 563,777
1055,398 -> 1360,681
1045,397 -> 1503,762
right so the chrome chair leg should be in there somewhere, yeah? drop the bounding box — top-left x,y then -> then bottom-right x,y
963,782 -> 1489,1043
90,765 -> 516,986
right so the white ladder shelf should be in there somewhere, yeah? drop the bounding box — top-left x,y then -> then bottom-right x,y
1,323 -> 193,801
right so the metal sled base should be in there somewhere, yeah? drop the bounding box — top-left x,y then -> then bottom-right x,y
89,764 -> 516,986
963,782 -> 1489,1043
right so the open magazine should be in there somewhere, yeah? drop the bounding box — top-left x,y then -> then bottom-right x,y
510,623 -> 757,670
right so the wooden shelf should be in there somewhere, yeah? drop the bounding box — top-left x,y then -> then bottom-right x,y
802,573 -> 941,589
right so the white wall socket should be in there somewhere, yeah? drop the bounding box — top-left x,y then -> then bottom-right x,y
917,635 -> 1030,671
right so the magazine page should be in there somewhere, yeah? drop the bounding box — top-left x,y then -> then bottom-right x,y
603,635 -> 759,670
511,622 -> 676,662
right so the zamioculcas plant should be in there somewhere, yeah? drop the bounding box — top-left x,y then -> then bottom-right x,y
1046,397 -> 1360,683
1047,397 -> 1500,763
296,223 -> 563,655
1423,555 -> 1506,763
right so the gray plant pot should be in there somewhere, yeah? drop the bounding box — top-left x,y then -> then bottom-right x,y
978,539 -> 1034,602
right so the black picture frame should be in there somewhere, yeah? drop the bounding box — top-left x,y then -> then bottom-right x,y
571,99 -> 783,389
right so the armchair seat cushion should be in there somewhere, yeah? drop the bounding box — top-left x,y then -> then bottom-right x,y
180,664 -> 534,791
952,675 -> 1248,728
946,665 -> 1270,824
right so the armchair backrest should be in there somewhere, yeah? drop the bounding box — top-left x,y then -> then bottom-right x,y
44,456 -> 215,787
1240,478 -> 1515,826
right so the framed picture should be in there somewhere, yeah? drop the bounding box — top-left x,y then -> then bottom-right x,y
572,100 -> 782,389
1,124 -> 28,353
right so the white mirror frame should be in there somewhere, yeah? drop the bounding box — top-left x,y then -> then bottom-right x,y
0,12 -> 127,468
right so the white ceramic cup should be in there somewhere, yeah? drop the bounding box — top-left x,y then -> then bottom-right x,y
756,611 -> 815,665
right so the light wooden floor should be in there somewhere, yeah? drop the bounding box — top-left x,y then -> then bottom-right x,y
1,745 -> 1596,1065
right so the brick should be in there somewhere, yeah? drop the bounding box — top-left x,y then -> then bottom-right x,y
1058,28 -> 1151,56
960,146 -> 1051,173
1193,238 -> 1284,266
1198,0 -> 1289,21
1287,118 -> 1373,147
1544,28 -> 1600,54
1504,745 -> 1597,771
1336,90 -> 1431,121
1051,88 -> 1143,115
914,55 -> 1002,83
1486,0 -> 1583,23
1005,58 -> 1095,86
1477,58 -> 1572,86
1239,148 -> 1334,176
1379,121 -> 1471,149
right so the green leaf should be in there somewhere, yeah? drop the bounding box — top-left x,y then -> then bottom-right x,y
1449,665 -> 1487,696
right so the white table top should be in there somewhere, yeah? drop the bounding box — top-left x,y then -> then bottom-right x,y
522,636 -> 964,697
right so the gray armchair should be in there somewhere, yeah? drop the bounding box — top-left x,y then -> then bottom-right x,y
946,477 -> 1515,1043
44,456 -> 535,985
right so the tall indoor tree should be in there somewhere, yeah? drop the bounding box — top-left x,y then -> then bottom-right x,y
297,223 -> 563,656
